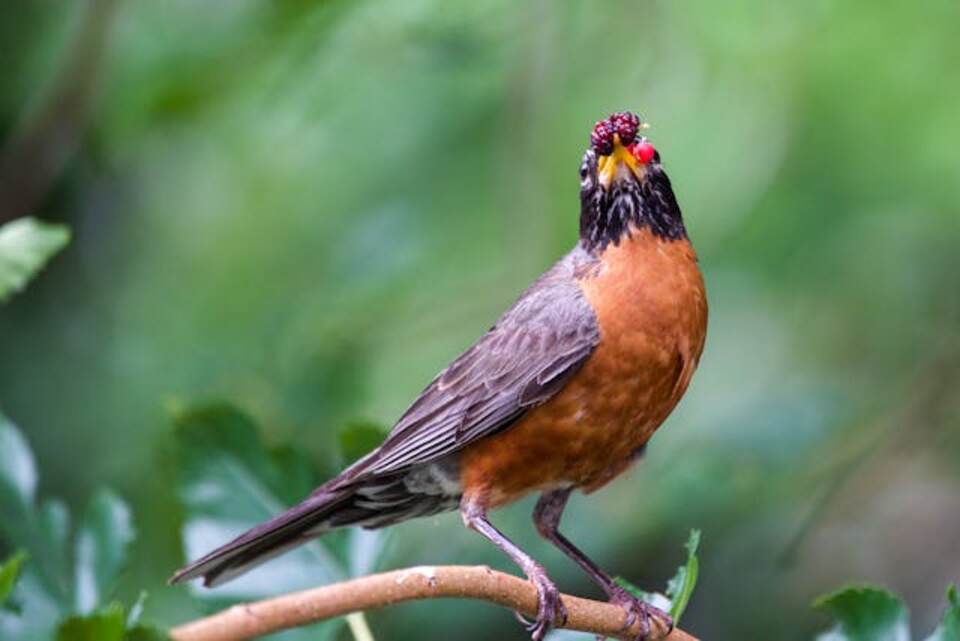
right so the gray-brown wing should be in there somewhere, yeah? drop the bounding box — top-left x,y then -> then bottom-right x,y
345,250 -> 600,480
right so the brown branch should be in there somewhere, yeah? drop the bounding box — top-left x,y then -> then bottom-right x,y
169,565 -> 698,641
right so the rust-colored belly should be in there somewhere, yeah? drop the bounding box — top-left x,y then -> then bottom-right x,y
459,228 -> 707,507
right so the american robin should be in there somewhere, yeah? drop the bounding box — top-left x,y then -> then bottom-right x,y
171,111 -> 708,641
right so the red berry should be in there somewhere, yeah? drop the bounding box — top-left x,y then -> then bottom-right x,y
590,120 -> 614,155
610,112 -> 641,144
628,141 -> 656,164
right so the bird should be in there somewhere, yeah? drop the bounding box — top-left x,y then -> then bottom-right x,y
171,111 -> 708,641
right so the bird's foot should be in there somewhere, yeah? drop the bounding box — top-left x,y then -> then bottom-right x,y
513,569 -> 568,641
605,586 -> 673,640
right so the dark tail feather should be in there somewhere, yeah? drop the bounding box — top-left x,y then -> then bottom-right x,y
169,489 -> 349,587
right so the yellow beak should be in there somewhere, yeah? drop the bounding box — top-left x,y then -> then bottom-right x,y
597,134 -> 641,189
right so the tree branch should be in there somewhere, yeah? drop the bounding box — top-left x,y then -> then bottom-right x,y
169,565 -> 698,641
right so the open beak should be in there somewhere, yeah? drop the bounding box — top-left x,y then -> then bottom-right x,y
597,134 -> 642,189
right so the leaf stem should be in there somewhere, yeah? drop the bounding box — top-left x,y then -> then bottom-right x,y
345,612 -> 375,641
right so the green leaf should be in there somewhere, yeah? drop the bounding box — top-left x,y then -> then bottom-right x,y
125,624 -> 171,641
613,530 -> 700,623
666,529 -> 700,625
0,551 -> 28,611
814,585 -> 909,641
35,498 -> 72,606
0,413 -> 38,539
0,217 -> 70,302
612,576 -> 656,603
926,585 -> 960,641
74,489 -> 135,613
173,402 -> 347,640
0,414 -> 72,607
55,602 -> 170,641
55,603 -> 126,641
126,591 -> 148,627
337,420 -> 386,465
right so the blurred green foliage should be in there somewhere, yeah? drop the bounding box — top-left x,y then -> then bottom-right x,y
814,585 -> 960,641
1,0 -> 958,639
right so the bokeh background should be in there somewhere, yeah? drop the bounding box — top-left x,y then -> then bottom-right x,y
2,0 -> 959,639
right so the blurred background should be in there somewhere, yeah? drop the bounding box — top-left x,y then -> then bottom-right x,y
1,0 -> 958,639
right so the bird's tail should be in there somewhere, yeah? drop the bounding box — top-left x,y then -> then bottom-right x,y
169,488 -> 350,587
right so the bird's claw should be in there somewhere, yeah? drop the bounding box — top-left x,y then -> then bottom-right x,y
607,587 -> 673,640
516,575 -> 567,641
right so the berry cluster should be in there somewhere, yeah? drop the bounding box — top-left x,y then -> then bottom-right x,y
590,119 -> 616,156
610,112 -> 640,143
590,111 -> 641,155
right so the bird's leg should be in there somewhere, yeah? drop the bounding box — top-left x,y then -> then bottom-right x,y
533,488 -> 673,640
461,497 -> 567,641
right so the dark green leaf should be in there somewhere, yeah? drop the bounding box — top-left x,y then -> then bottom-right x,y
0,218 -> 70,302
173,403 -> 344,595
55,603 -> 126,641
125,624 -> 171,641
814,585 -> 909,641
337,420 -> 387,465
0,551 -> 27,611
666,529 -> 700,624
614,528 -> 700,627
0,414 -> 71,607
173,402 -> 347,640
926,585 -> 960,641
36,498 -> 72,605
74,489 -> 135,613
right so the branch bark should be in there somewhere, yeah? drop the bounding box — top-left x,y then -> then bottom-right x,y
169,565 -> 698,641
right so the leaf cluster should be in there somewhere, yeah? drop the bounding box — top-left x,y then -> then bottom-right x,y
0,414 -> 166,640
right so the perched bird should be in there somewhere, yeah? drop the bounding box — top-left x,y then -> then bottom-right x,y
171,111 -> 708,640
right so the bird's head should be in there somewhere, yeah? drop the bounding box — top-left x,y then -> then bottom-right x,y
579,111 -> 685,252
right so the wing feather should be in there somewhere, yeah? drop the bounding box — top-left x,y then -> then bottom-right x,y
343,248 -> 600,482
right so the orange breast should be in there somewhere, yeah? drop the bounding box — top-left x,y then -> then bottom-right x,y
459,227 -> 707,507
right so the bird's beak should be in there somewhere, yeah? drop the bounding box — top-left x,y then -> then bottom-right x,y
597,134 -> 642,189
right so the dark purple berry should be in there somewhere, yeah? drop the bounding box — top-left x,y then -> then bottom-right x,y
609,111 -> 641,144
590,120 -> 614,155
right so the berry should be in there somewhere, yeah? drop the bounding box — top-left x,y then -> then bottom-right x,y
628,141 -> 656,165
610,112 -> 641,144
590,120 -> 615,155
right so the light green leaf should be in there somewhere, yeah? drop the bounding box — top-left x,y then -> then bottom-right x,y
666,529 -> 700,624
126,591 -> 148,627
0,551 -> 28,611
0,217 -> 70,302
74,489 -> 135,613
926,585 -> 960,641
55,602 -> 126,641
172,402 -> 347,641
0,413 -> 37,535
814,585 -> 909,641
